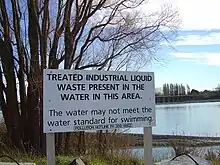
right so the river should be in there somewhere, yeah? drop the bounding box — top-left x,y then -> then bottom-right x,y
130,101 -> 220,136
128,102 -> 220,160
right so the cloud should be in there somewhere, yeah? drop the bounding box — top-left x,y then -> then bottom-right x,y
175,0 -> 220,30
174,32 -> 220,46
171,52 -> 220,65
144,0 -> 220,30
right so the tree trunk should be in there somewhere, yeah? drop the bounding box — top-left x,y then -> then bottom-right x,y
0,38 -> 24,151
26,83 -> 40,152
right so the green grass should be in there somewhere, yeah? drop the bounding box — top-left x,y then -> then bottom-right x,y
0,154 -> 100,165
212,160 -> 220,165
204,150 -> 220,165
0,153 -> 144,165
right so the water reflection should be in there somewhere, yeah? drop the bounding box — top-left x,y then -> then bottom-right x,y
127,147 -> 175,161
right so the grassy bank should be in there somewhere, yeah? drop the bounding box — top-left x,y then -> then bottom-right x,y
1,144 -> 220,165
1,152 -> 220,165
0,122 -> 220,164
0,153 -> 144,165
205,150 -> 220,165
0,121 -> 145,164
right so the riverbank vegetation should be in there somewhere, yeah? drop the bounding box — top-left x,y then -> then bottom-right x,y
205,151 -> 220,165
0,121 -> 144,164
0,153 -> 144,165
0,124 -> 144,165
156,83 -> 220,104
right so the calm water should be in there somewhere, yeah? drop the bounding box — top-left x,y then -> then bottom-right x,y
129,102 -> 220,136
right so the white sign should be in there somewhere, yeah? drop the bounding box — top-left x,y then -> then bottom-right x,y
43,69 -> 155,133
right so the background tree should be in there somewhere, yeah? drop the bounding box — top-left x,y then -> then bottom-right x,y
0,0 -> 180,154
174,83 -> 178,95
191,89 -> 200,95
162,83 -> 187,96
170,84 -> 174,96
163,83 -> 170,96
181,84 -> 186,95
178,84 -> 182,95
167,84 -> 170,96
187,84 -> 190,95
215,84 -> 220,91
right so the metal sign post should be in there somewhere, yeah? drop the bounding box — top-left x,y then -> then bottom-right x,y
144,127 -> 153,165
46,133 -> 55,165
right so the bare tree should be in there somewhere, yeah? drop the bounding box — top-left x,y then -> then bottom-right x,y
187,84 -> 191,95
0,0 -> 180,153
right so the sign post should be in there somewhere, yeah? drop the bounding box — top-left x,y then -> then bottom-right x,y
144,127 -> 153,165
46,133 -> 55,165
43,69 -> 155,165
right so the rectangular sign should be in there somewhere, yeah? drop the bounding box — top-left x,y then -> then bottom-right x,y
43,69 -> 155,133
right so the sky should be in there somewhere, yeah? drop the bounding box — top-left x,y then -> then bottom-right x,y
140,0 -> 220,91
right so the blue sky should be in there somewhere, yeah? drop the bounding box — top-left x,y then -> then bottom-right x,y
140,0 -> 220,91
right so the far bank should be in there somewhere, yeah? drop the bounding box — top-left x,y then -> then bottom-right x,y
156,98 -> 220,105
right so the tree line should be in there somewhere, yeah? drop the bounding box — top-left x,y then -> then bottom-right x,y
162,83 -> 220,97
162,83 -> 190,96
